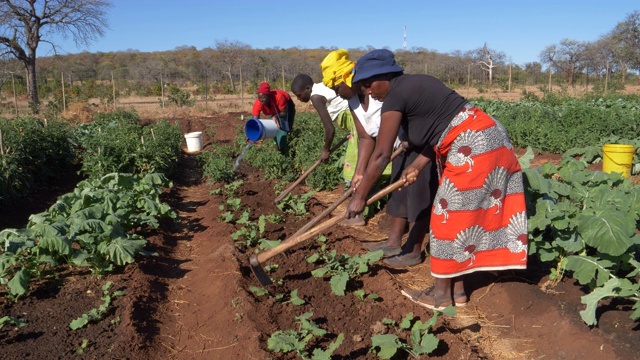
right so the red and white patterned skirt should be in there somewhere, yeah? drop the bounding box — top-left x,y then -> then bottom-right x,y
429,104 -> 528,278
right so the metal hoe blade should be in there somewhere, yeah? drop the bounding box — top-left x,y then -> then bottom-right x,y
249,255 -> 273,286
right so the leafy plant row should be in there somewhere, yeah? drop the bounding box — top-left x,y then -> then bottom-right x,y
212,178 -> 456,359
563,135 -> 640,176
0,172 -> 177,298
522,151 -> 640,326
476,95 -> 640,155
0,117 -> 76,203
0,110 -> 184,205
199,112 -> 348,191
74,109 -> 184,179
265,309 -> 455,359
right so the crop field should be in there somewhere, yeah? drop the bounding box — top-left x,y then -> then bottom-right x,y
0,95 -> 639,359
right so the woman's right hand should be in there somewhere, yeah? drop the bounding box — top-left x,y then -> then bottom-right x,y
401,167 -> 420,186
346,194 -> 366,219
319,148 -> 331,162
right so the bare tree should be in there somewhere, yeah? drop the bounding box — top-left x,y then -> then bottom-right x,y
539,39 -> 586,86
583,37 -> 620,92
471,43 -> 506,85
0,0 -> 111,111
214,39 -> 251,93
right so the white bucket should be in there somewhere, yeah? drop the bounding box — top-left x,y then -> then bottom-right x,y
184,131 -> 203,152
245,118 -> 279,141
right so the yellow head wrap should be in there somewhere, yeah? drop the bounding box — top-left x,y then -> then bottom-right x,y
321,49 -> 355,88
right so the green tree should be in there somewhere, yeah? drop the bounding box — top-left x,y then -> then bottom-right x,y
609,10 -> 640,81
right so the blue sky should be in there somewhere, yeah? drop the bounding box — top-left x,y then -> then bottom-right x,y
49,0 -> 638,66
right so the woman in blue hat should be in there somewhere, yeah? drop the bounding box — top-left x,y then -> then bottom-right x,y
346,49 -> 528,310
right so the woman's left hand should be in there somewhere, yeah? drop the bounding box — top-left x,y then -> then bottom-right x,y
350,174 -> 363,192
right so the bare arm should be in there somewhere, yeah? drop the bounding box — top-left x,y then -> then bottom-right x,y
402,147 -> 434,185
272,101 -> 287,129
310,94 -> 335,161
346,110 -> 402,218
350,110 -> 375,190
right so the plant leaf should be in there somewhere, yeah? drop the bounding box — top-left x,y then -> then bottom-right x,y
518,146 -> 534,169
311,333 -> 344,360
8,268 -> 30,296
579,277 -> 628,326
329,272 -> 349,296
289,289 -> 305,306
370,334 -> 401,359
578,211 -> 635,256
565,255 -> 613,286
69,314 -> 89,330
97,237 -> 146,266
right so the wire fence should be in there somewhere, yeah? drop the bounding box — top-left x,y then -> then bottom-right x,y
1,60 -> 637,118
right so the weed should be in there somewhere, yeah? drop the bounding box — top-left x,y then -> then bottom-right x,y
231,297 -> 243,308
248,286 -> 269,297
276,190 -> 315,216
75,339 -> 89,355
70,282 -> 124,330
308,244 -> 383,296
267,312 -> 344,359
370,308 -> 456,359
0,315 -> 28,329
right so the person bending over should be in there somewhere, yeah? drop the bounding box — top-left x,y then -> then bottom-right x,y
251,82 -> 296,153
346,49 -> 528,310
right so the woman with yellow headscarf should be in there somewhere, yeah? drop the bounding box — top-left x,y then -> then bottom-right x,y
320,49 -> 359,188
321,49 -> 397,229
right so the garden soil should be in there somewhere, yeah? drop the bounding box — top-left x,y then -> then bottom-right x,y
0,112 -> 638,360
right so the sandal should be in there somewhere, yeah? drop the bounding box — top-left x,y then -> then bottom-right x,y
364,242 -> 402,256
414,286 -> 452,311
400,286 -> 423,303
383,253 -> 423,269
453,291 -> 467,307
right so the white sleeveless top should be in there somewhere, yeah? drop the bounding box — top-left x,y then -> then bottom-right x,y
311,83 -> 349,121
349,95 -> 401,148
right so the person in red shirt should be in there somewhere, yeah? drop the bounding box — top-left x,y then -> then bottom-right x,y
251,82 -> 296,153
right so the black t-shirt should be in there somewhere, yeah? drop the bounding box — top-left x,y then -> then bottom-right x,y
381,74 -> 467,154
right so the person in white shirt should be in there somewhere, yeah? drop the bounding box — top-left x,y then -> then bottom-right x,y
291,74 -> 353,167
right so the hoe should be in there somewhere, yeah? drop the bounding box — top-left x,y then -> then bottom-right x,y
250,170 -> 413,286
274,135 -> 350,204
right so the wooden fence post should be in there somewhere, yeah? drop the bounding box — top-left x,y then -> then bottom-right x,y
62,72 -> 66,113
112,71 -> 117,110
11,72 -> 18,117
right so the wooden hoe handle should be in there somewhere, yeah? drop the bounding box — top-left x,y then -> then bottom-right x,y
274,135 -> 349,204
255,175 -> 411,265
289,145 -> 406,239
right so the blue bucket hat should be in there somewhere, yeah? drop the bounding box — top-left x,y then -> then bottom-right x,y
353,49 -> 404,83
